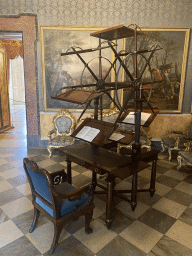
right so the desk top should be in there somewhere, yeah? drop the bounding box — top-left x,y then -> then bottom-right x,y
57,142 -> 149,179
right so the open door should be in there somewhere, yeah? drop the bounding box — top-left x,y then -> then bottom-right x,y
0,47 -> 10,132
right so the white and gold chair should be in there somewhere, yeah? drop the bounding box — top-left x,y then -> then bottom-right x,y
47,109 -> 76,158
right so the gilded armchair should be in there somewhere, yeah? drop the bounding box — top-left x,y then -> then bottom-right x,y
47,109 -> 76,158
177,141 -> 192,170
161,123 -> 192,161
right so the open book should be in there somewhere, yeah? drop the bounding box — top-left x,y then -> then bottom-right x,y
75,126 -> 100,142
123,112 -> 151,125
109,132 -> 125,141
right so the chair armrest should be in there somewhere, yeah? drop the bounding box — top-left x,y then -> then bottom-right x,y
52,184 -> 94,201
47,129 -> 56,139
184,141 -> 192,151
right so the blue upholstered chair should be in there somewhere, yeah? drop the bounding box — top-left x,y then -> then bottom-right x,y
161,123 -> 192,161
47,109 -> 76,158
23,158 -> 95,255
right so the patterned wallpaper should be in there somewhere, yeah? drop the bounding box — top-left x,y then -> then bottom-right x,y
0,0 -> 191,27
0,0 -> 192,113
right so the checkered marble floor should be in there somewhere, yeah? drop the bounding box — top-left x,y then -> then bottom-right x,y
0,106 -> 192,255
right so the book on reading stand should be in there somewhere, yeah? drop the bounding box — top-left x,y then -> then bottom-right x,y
75,126 -> 100,142
122,111 -> 151,125
71,118 -> 117,147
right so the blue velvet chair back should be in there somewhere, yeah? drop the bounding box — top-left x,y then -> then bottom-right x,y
23,159 -> 58,218
55,116 -> 73,134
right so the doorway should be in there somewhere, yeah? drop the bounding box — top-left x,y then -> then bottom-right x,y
0,31 -> 26,133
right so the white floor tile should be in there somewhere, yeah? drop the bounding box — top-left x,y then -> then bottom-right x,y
36,159 -> 57,168
119,220 -> 163,254
0,158 -> 8,165
175,181 -> 192,196
0,180 -> 14,192
0,220 -> 23,248
73,219 -> 117,254
1,197 -> 33,219
164,169 -> 189,180
138,168 -> 161,180
93,197 -> 106,219
116,200 -> 150,219
15,183 -> 31,196
166,220 -> 192,250
144,182 -> 172,196
0,139 -> 27,147
0,168 -> 24,179
26,222 -> 70,254
152,197 -> 187,219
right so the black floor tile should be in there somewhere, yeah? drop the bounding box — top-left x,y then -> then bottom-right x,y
164,188 -> 192,206
0,188 -> 24,206
179,208 -> 192,227
149,235 -> 192,256
156,175 -> 181,188
7,174 -> 28,187
43,235 -> 95,256
0,236 -> 41,256
139,208 -> 176,234
97,236 -> 147,256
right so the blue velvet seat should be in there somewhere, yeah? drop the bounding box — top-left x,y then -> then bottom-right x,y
23,158 -> 95,255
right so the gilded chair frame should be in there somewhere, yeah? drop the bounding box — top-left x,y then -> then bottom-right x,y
47,109 -> 76,158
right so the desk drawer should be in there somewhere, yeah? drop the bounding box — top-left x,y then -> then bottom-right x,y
69,155 -> 105,175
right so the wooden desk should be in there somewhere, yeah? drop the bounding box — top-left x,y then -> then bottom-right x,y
57,142 -> 154,228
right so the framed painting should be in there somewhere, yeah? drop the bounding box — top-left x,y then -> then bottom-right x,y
40,26 -> 116,112
121,27 -> 190,113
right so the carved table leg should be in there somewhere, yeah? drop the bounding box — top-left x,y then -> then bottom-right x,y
131,173 -> 137,211
149,159 -> 157,197
92,170 -> 97,190
66,156 -> 72,184
105,174 -> 115,229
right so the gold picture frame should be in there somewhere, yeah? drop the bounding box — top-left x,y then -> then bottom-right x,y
40,26 -> 116,112
121,27 -> 190,113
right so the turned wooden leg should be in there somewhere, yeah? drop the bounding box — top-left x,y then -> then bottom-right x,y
85,210 -> 93,234
49,224 -> 63,255
29,206 -> 40,233
105,174 -> 115,229
149,159 -> 157,197
66,157 -> 72,184
131,173 -> 137,211
91,170 -> 97,190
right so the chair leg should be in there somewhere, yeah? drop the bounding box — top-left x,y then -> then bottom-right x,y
47,146 -> 53,159
85,210 -> 93,234
29,206 -> 40,233
161,141 -> 165,152
168,148 -> 172,161
49,224 -> 63,255
177,155 -> 182,170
